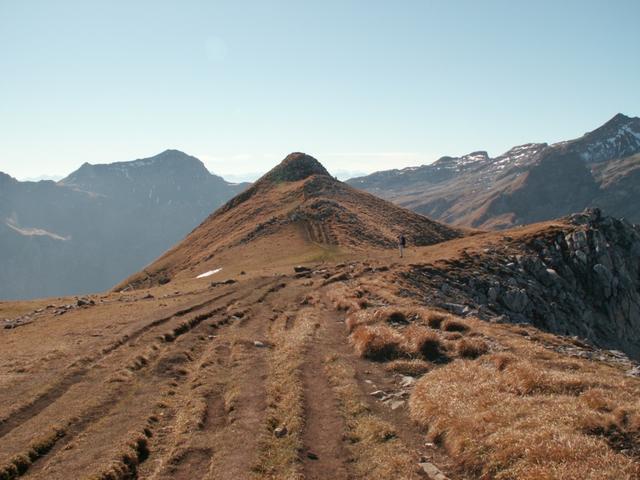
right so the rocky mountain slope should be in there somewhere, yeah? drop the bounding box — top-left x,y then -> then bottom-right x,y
0,150 -> 246,300
1,155 -> 639,479
348,113 -> 640,229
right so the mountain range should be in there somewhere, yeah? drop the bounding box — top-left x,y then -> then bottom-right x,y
2,153 -> 639,479
2,114 -> 639,301
0,150 -> 247,299
347,113 -> 640,229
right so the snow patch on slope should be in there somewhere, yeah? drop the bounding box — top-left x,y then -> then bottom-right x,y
196,268 -> 222,279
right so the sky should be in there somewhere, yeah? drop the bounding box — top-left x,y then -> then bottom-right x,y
1,1 -> 639,181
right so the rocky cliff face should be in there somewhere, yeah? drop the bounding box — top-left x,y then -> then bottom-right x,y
403,209 -> 640,359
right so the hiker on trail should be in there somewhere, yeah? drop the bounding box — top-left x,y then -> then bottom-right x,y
398,234 -> 406,258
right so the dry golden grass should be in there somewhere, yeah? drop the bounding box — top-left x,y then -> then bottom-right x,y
441,318 -> 469,333
324,354 -> 421,480
384,359 -> 432,376
348,309 -> 482,364
253,310 -> 318,479
0,426 -> 65,480
403,325 -> 445,361
442,331 -> 463,341
345,304 -> 455,331
350,325 -> 406,361
409,347 -> 640,480
345,310 -> 377,333
425,311 -> 448,329
346,307 -> 409,333
326,283 -> 364,314
489,351 -> 518,371
455,337 -> 489,359
88,430 -> 151,480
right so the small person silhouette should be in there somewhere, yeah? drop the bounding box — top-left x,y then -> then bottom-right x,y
398,234 -> 406,258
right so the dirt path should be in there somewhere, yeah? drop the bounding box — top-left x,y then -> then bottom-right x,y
0,279 -> 277,480
0,289 -> 234,442
301,314 -> 352,480
207,319 -> 270,478
1,271 -> 459,480
317,287 -> 457,479
143,278 -> 282,480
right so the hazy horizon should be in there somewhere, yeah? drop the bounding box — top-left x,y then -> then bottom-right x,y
2,0 -> 639,180
3,108 -> 635,184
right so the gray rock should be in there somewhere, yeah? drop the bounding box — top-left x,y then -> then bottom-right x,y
487,286 -> 499,302
440,302 -> 467,315
501,288 -> 529,313
418,462 -> 449,480
593,263 -> 614,298
400,376 -> 416,388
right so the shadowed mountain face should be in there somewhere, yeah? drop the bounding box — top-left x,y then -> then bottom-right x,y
348,114 -> 640,229
0,150 -> 247,300
120,152 -> 464,290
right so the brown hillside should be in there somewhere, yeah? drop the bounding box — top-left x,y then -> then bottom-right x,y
1,209 -> 640,479
119,153 -> 464,290
1,155 -> 639,479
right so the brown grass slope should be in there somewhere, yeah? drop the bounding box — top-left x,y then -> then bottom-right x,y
2,209 -> 640,479
4,156 -> 640,479
117,153 -> 464,290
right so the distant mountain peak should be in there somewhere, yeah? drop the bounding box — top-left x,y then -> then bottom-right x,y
347,113 -> 640,231
564,112 -> 640,163
158,148 -> 188,156
605,112 -> 633,125
128,149 -> 203,167
260,152 -> 331,184
586,113 -> 638,136
466,150 -> 490,159
61,150 -> 215,188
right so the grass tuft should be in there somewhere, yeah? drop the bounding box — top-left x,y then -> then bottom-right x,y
456,338 -> 489,359
404,325 -> 445,361
425,311 -> 448,329
442,318 -> 469,332
384,359 -> 432,376
351,325 -> 405,361
0,427 -> 65,479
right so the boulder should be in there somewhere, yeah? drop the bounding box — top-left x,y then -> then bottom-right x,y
501,288 -> 529,313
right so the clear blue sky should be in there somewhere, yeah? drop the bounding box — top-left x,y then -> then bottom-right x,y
1,0 -> 639,181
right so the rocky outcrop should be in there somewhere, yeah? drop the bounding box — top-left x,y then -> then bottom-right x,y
403,209 -> 640,359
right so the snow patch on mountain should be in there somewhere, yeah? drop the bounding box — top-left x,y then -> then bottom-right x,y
5,219 -> 70,241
